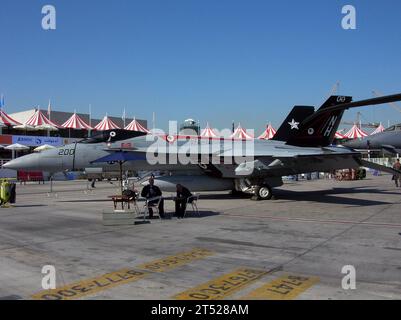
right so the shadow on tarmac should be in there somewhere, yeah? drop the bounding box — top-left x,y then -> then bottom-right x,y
54,186 -> 398,207
272,187 -> 397,206
182,210 -> 219,218
11,204 -> 48,208
198,186 -> 398,206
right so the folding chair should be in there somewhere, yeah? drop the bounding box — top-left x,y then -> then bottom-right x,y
183,194 -> 200,218
127,193 -> 140,214
142,196 -> 163,221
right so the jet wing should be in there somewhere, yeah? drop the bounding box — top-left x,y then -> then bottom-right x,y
234,152 -> 361,177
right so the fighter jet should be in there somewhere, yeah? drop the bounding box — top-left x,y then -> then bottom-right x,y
344,123 -> 401,155
4,93 -> 401,200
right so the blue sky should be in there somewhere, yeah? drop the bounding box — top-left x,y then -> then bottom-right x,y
1,0 -> 401,132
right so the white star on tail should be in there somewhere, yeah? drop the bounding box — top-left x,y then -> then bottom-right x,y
288,119 -> 300,130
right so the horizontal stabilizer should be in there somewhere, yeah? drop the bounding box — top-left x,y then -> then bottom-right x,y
307,93 -> 401,119
287,93 -> 401,147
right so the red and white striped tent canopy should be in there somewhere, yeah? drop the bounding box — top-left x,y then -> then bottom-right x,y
0,109 -> 21,126
24,109 -> 59,128
371,123 -> 385,135
61,112 -> 93,130
230,124 -> 254,140
334,131 -> 346,139
258,124 -> 276,140
94,115 -> 120,131
124,118 -> 149,133
200,123 -> 218,138
344,125 -> 368,139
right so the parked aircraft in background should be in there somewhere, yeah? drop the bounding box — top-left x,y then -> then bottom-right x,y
344,123 -> 401,155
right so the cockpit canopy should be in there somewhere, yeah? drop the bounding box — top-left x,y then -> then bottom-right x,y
384,124 -> 401,132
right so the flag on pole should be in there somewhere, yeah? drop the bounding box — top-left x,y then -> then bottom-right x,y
0,94 -> 4,109
89,104 -> 92,126
88,104 -> 92,137
122,107 -> 126,128
47,99 -> 51,119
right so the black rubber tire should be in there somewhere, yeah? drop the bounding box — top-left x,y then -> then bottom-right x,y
255,185 -> 273,200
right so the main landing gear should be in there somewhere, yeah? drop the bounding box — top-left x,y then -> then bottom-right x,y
235,179 -> 276,201
252,184 -> 273,201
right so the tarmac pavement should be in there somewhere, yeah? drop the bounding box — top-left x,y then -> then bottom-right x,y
0,173 -> 400,300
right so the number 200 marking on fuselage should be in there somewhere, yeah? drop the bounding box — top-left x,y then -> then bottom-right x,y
58,149 -> 75,156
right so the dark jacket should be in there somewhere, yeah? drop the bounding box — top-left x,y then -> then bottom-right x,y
177,186 -> 192,201
141,184 -> 162,199
122,189 -> 138,199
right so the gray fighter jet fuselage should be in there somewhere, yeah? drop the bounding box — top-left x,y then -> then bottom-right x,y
2,134 -> 362,196
4,93 -> 401,200
3,136 -> 359,174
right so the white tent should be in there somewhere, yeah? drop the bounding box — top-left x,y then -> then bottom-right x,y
258,124 -> 276,140
13,123 -> 36,131
230,124 -> 254,140
94,115 -> 121,130
24,109 -> 59,129
4,143 -> 30,151
36,124 -> 59,131
334,131 -> 346,139
344,125 -> 368,139
34,144 -> 56,152
61,112 -> 93,130
200,123 -> 218,138
4,143 -> 30,159
124,118 -> 149,132
371,124 -> 385,135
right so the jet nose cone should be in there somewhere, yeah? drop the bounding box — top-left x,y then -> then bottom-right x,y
2,159 -> 19,170
2,153 -> 40,170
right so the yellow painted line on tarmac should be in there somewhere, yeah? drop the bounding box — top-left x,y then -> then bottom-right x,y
136,248 -> 214,273
174,268 -> 268,300
31,268 -> 148,300
31,247 -> 214,300
241,273 -> 319,300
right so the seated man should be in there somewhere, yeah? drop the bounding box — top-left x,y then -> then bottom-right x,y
141,176 -> 165,218
122,183 -> 138,199
174,184 -> 193,219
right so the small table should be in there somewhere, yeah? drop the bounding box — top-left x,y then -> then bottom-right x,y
109,195 -> 136,210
